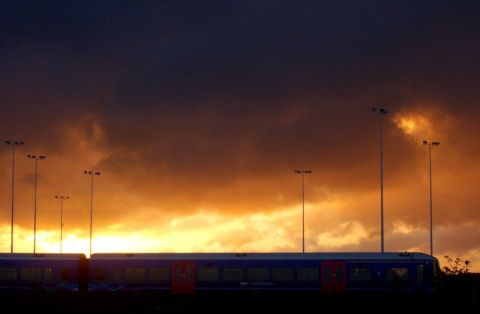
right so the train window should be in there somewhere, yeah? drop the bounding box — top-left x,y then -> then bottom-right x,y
349,267 -> 371,281
45,267 -> 53,281
113,267 -> 121,282
20,267 -> 41,281
324,266 -> 332,284
387,267 -> 408,281
417,265 -> 424,284
148,267 -> 169,282
297,267 -> 319,281
223,268 -> 244,281
125,267 -> 145,281
335,265 -> 344,284
0,268 -> 16,280
95,267 -> 106,281
272,268 -> 293,281
198,267 -> 219,282
175,265 -> 182,283
185,265 -> 192,283
247,267 -> 268,281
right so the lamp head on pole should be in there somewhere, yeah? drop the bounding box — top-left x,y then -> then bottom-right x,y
84,170 -> 101,176
27,155 -> 46,160
5,141 -> 24,146
423,140 -> 440,147
294,170 -> 312,174
372,107 -> 388,114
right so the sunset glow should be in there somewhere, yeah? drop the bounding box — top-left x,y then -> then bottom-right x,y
1,1 -> 480,273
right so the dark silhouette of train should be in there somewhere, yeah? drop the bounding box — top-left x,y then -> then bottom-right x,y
0,251 -> 441,296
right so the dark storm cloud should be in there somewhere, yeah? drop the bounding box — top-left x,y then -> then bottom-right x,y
2,0 -> 477,196
3,1 -> 478,116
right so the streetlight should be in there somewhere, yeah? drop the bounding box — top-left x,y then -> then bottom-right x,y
372,107 -> 388,253
294,169 -> 312,253
84,170 -> 100,257
423,140 -> 440,256
55,196 -> 69,253
4,140 -> 24,253
27,154 -> 46,253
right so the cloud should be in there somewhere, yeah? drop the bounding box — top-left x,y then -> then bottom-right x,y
0,1 -> 479,271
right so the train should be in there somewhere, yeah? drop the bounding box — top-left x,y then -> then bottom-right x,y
0,251 -> 442,297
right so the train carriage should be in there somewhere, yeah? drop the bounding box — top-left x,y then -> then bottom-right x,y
88,251 -> 441,296
0,253 -> 88,292
0,252 -> 441,295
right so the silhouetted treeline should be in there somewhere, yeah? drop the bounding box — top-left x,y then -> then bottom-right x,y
438,272 -> 479,305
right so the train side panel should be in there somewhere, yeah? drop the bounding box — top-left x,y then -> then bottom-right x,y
193,257 -> 323,293
0,253 -> 88,292
89,253 -> 325,294
89,254 -> 173,292
344,259 -> 439,295
88,252 -> 441,296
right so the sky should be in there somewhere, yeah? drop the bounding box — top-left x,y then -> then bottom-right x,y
1,1 -> 479,272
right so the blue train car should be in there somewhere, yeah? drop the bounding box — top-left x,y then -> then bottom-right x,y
88,252 -> 441,296
0,253 -> 88,292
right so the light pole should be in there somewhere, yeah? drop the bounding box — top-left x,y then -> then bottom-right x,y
423,140 -> 440,256
4,140 -> 24,253
27,155 -> 46,253
84,170 -> 100,257
294,169 -> 312,253
55,195 -> 69,253
372,107 -> 388,253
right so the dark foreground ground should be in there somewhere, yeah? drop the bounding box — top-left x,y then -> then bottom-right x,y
0,290 -> 478,313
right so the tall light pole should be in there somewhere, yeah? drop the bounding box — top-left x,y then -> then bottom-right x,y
84,170 -> 100,257
27,154 -> 46,253
423,140 -> 440,256
372,107 -> 388,253
55,195 -> 69,253
294,169 -> 312,253
4,140 -> 24,253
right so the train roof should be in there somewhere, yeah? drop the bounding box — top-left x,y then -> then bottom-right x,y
89,251 -> 438,261
0,253 -> 86,260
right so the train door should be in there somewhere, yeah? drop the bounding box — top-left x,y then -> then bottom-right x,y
171,261 -> 195,294
322,261 -> 346,295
